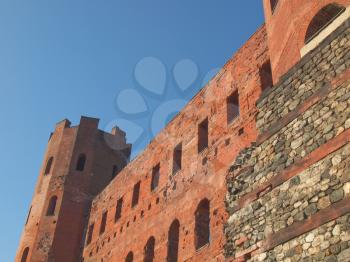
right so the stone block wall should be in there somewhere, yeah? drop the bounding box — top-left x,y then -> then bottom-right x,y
225,20 -> 350,261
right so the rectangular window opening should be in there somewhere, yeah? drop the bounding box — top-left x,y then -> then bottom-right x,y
132,181 -> 141,207
227,91 -> 240,124
151,164 -> 160,191
99,211 -> 108,235
173,143 -> 182,175
115,198 -> 123,222
259,60 -> 273,91
198,118 -> 209,153
86,223 -> 94,245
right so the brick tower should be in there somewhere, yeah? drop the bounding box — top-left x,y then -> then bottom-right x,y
15,116 -> 131,262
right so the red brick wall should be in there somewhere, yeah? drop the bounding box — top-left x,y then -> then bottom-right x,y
262,0 -> 350,83
15,117 -> 131,262
82,26 -> 270,262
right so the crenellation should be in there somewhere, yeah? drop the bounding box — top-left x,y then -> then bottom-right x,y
15,1 -> 350,261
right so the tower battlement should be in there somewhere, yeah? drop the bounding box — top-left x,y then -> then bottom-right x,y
16,1 -> 350,261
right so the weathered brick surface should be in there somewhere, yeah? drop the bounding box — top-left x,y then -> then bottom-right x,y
225,14 -> 350,262
262,0 -> 350,82
16,1 -> 350,261
15,117 -> 131,262
81,27 -> 269,262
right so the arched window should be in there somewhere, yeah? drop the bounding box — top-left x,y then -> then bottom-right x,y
21,247 -> 29,262
76,154 -> 86,171
144,236 -> 155,262
44,157 -> 54,175
46,196 -> 58,216
167,219 -> 180,262
194,199 -> 210,250
125,251 -> 133,262
270,0 -> 278,13
305,3 -> 345,44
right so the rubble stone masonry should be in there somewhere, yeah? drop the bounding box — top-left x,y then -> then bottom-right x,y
225,19 -> 350,262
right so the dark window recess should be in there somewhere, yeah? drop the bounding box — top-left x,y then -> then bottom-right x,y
25,206 -> 32,225
195,199 -> 210,250
132,182 -> 141,207
198,118 -> 209,153
305,4 -> 345,44
86,223 -> 94,245
115,198 -> 123,222
173,143 -> 182,175
21,247 -> 30,262
112,165 -> 120,179
259,60 -> 273,91
46,196 -> 58,216
151,165 -> 160,191
270,0 -> 278,13
76,154 -> 87,171
44,157 -> 54,175
144,236 -> 155,262
238,127 -> 245,136
125,252 -> 134,262
99,211 -> 108,235
167,219 -> 180,262
227,91 -> 240,124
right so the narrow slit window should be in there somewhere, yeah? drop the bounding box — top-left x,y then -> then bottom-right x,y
86,223 -> 94,245
99,211 -> 108,235
259,60 -> 273,91
115,197 -> 123,222
76,154 -> 86,171
270,0 -> 278,13
198,118 -> 209,153
46,196 -> 57,216
21,247 -> 30,262
151,164 -> 160,191
173,143 -> 182,175
25,206 -> 32,225
44,157 -> 54,175
227,91 -> 240,124
132,182 -> 141,207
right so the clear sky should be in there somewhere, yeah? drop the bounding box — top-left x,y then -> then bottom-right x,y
0,1 -> 264,260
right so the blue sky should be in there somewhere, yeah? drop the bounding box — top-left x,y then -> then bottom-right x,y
0,1 -> 264,260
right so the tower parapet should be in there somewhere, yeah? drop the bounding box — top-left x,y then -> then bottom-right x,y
15,116 -> 131,262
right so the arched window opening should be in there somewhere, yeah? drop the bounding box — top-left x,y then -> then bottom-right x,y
195,199 -> 210,250
76,154 -> 86,171
21,247 -> 29,262
144,236 -> 155,262
259,60 -> 273,91
44,157 -> 54,175
305,3 -> 345,44
167,219 -> 180,262
125,251 -> 133,262
46,196 -> 58,216
270,0 -> 278,13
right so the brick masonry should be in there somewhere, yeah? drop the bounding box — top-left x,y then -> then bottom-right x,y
15,1 -> 350,262
225,17 -> 350,262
